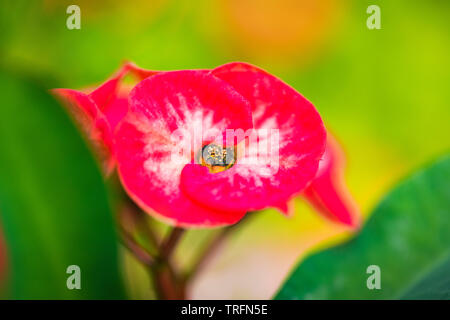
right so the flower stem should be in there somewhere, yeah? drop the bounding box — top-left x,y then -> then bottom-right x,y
183,212 -> 255,283
152,261 -> 185,300
119,227 -> 155,266
118,197 -> 255,299
151,226 -> 186,299
117,203 -> 156,266
160,227 -> 185,260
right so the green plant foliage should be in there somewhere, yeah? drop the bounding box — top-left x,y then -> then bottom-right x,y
400,254 -> 450,300
276,155 -> 450,299
0,71 -> 125,299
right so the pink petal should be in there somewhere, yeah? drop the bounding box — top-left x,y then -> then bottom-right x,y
179,62 -> 326,212
52,88 -> 116,174
89,62 -> 160,131
88,62 -> 158,130
302,134 -> 361,228
102,97 -> 129,132
115,70 -> 253,227
53,63 -> 159,174
121,61 -> 160,80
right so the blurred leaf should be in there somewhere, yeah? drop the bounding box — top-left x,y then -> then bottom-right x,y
400,255 -> 450,300
0,71 -> 125,299
275,155 -> 450,299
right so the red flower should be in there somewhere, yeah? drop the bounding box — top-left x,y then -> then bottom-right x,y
53,63 -> 156,174
54,62 -> 358,229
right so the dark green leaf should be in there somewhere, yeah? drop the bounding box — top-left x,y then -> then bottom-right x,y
0,72 -> 125,299
400,254 -> 450,300
276,155 -> 450,299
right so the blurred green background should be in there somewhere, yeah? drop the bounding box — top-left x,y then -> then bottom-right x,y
0,0 -> 449,299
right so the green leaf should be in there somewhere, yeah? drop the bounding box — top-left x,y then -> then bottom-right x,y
275,155 -> 450,300
400,254 -> 450,300
0,71 -> 125,299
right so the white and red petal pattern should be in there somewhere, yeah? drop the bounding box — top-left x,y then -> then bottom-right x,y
114,71 -> 253,227
55,62 -> 329,228
303,134 -> 361,228
178,62 -> 326,214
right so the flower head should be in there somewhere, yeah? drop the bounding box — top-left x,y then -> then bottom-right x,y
54,62 -> 329,228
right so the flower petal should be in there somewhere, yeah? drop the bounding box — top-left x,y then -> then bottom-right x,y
302,134 -> 361,228
115,70 -> 253,227
89,62 -> 159,130
179,62 -> 326,212
53,63 -> 159,174
52,88 -> 116,173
